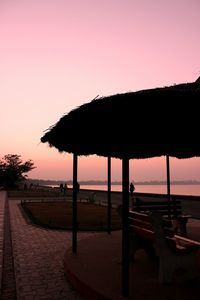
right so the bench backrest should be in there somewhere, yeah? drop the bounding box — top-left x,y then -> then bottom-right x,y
128,210 -> 174,241
131,197 -> 182,218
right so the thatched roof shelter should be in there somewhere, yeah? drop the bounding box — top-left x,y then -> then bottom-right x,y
41,77 -> 200,297
41,77 -> 200,159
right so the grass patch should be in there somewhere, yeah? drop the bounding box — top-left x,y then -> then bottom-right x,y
21,201 -> 122,231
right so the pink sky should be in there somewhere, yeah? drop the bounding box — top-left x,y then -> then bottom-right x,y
1,0 -> 200,181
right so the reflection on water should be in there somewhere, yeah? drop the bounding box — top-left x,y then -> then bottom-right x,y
49,184 -> 200,196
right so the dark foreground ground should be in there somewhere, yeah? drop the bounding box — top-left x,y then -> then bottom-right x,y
1,190 -> 200,300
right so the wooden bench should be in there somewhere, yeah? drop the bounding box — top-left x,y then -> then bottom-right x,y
131,197 -> 191,236
128,211 -> 200,283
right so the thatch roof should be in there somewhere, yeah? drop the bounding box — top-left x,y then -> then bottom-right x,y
41,77 -> 200,159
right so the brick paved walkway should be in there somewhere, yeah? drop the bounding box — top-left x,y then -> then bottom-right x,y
0,191 -> 6,296
8,199 -> 95,300
1,197 -> 16,299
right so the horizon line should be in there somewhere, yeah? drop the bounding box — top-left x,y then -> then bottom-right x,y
27,178 -> 200,185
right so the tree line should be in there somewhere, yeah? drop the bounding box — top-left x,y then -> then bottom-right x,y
0,154 -> 35,189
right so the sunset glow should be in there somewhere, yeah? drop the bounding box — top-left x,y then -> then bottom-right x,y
1,0 -> 200,181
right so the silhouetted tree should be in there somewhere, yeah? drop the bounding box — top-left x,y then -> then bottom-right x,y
0,154 -> 35,189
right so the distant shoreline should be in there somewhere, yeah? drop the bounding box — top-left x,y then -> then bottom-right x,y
27,179 -> 200,186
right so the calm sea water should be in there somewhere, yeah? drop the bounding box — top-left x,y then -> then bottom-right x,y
50,184 -> 200,196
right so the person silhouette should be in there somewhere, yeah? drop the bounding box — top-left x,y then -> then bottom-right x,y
76,181 -> 80,193
60,183 -> 64,194
130,182 -> 135,196
63,183 -> 68,195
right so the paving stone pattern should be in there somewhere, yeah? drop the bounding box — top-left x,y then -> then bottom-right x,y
0,191 -> 6,295
1,197 -> 16,299
9,199 -> 95,300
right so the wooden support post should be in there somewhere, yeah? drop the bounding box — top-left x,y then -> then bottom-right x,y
107,156 -> 111,234
122,157 -> 129,297
72,153 -> 78,253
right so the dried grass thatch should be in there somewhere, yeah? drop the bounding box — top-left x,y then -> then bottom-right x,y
41,77 -> 200,159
